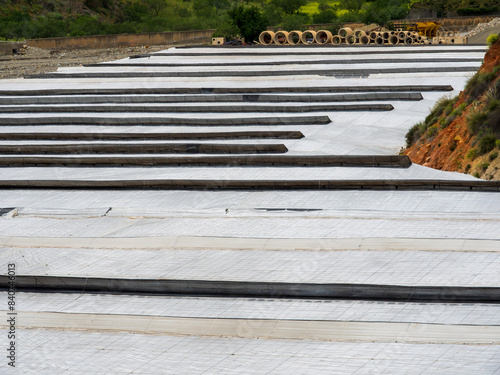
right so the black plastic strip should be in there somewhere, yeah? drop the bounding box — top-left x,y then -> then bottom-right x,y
2,275 -> 499,303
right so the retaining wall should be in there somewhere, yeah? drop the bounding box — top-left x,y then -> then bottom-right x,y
27,30 -> 214,50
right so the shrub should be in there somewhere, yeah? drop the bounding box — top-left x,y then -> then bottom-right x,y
424,96 -> 456,125
441,114 -> 455,128
467,111 -> 488,134
487,108 -> 500,133
451,104 -> 465,117
444,103 -> 454,116
487,99 -> 500,112
465,71 -> 497,101
426,124 -> 438,138
485,86 -> 500,102
487,33 -> 499,46
489,152 -> 498,161
478,134 -> 497,154
405,122 -> 422,147
481,162 -> 490,171
467,148 -> 478,160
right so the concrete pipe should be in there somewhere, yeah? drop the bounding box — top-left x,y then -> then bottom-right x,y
300,30 -> 317,44
331,35 -> 342,45
287,30 -> 302,45
273,30 -> 289,45
375,36 -> 385,45
354,30 -> 366,39
404,37 -> 414,45
339,27 -> 353,38
315,30 -> 333,44
259,31 -> 275,45
398,31 -> 407,40
382,31 -> 390,40
359,35 -> 371,45
369,31 -> 379,40
388,35 -> 399,45
346,35 -> 357,45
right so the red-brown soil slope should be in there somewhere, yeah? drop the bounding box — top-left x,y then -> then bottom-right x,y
405,40 -> 500,180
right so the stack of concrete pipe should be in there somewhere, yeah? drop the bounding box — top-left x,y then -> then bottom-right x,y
258,28 -> 440,45
433,30 -> 467,44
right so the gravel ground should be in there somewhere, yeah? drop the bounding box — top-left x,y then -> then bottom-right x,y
0,43 -> 190,80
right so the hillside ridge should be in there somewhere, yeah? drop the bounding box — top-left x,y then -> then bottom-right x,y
405,38 -> 500,180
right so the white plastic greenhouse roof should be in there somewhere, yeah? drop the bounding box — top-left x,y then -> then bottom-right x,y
0,44 -> 499,374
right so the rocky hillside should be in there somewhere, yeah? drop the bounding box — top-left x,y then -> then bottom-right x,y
404,39 -> 500,180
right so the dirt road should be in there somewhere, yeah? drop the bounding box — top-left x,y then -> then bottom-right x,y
0,44 -> 179,80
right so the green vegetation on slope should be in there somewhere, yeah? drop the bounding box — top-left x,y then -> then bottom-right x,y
405,38 -> 500,180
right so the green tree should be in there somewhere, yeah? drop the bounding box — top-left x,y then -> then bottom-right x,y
363,0 -> 411,25
270,0 -> 306,15
193,0 -> 215,18
33,13 -> 66,38
317,0 -> 332,12
228,5 -> 267,43
313,9 -> 337,24
144,0 -> 166,16
67,15 -> 105,36
209,0 -> 230,14
212,14 -> 239,40
262,2 -> 284,26
122,2 -> 149,23
341,0 -> 365,14
281,13 -> 309,30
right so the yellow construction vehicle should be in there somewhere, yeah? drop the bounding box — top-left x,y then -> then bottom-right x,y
393,22 -> 441,38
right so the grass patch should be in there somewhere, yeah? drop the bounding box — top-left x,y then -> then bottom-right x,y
487,99 -> 500,112
478,134 -> 497,154
405,122 -> 423,147
465,71 -> 497,101
405,95 -> 459,147
426,124 -> 438,138
487,33 -> 499,46
467,148 -> 479,160
467,111 -> 488,134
